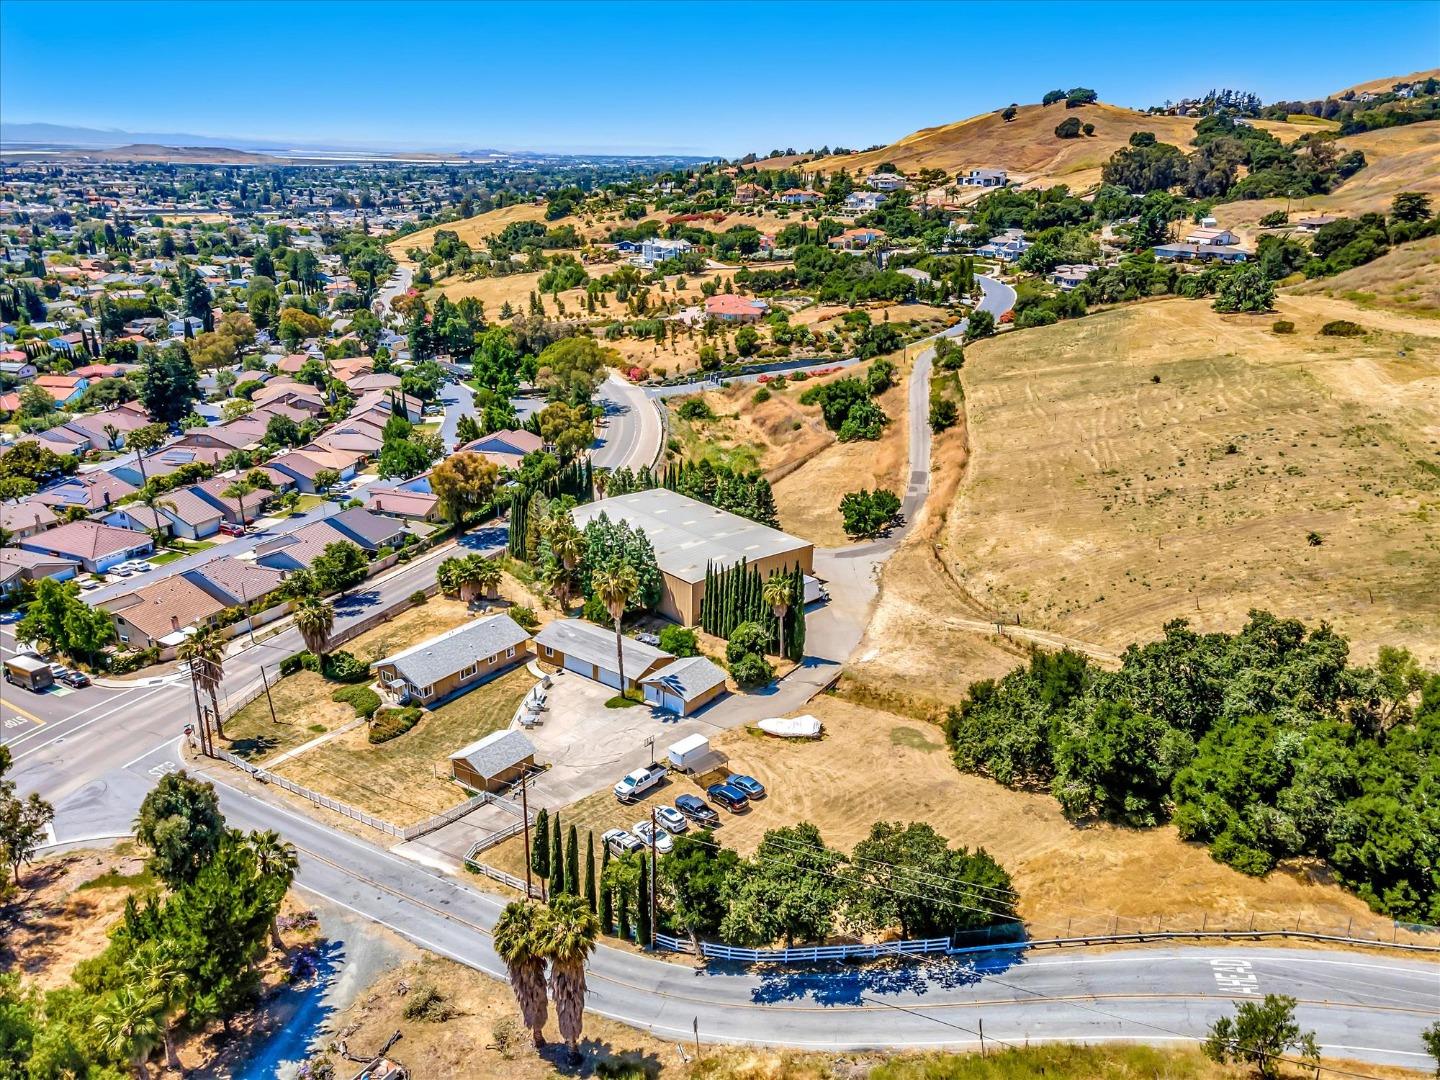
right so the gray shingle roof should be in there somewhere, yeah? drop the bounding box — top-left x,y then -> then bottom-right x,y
449,728 -> 536,777
640,656 -> 727,700
375,613 -> 530,688
570,490 -> 811,585
533,618 -> 671,675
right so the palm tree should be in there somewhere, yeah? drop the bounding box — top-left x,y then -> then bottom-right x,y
222,475 -> 261,530
493,900 -> 550,1050
127,422 -> 168,490
102,422 -> 122,452
474,557 -> 502,601
590,564 -> 638,696
124,945 -> 189,1073
245,829 -> 300,951
94,982 -> 164,1080
538,894 -> 601,1064
546,518 -> 583,609
178,626 -> 227,742
763,575 -> 792,658
293,596 -> 335,663
535,561 -> 567,609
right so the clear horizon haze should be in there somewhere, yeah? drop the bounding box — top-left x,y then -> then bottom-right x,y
2,0 -> 1438,156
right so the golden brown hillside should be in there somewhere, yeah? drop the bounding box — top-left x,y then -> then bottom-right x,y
387,201 -> 550,263
1212,120 -> 1440,238
1289,234 -> 1440,319
801,102 -> 1201,189
1335,66 -> 1440,97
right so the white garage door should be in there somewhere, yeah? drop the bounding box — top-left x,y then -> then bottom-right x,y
596,664 -> 623,691
662,691 -> 685,714
562,654 -> 589,678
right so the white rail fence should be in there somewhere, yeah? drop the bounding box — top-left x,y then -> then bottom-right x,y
210,747 -> 489,841
654,933 -> 952,963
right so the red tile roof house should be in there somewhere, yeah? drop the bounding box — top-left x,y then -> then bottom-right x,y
62,404 -> 154,449
191,475 -> 274,526
704,294 -> 771,323
0,547 -> 80,595
156,488 -> 226,541
268,446 -> 365,492
32,472 -> 139,515
0,499 -> 61,540
458,428 -> 545,472
181,557 -> 286,609
365,487 -> 440,522
829,227 -> 887,250
17,519 -> 153,574
15,425 -> 93,457
101,575 -> 229,651
33,375 -> 90,405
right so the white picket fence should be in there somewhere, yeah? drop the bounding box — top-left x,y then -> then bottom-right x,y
466,859 -> 544,901
654,932 -> 952,964
212,747 -> 489,841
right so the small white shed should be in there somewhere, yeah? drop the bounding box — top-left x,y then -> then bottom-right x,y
667,733 -> 711,772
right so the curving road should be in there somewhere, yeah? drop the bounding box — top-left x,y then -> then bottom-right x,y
101,744 -> 1440,1070
19,276 -> 1439,1070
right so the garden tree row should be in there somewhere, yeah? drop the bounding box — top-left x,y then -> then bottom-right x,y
2,773 -> 298,1078
601,457 -> 781,530
505,460 -> 595,560
945,610 -> 1440,921
699,558 -> 806,662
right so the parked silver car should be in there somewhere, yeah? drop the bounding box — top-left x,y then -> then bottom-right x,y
632,820 -> 674,854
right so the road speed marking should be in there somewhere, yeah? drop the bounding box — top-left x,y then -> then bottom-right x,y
1210,958 -> 1262,996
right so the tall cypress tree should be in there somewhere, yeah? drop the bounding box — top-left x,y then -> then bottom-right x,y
530,808 -> 550,882
549,811 -> 565,898
617,884 -> 631,941
565,824 -> 580,897
584,832 -> 597,913
636,854 -> 652,948
598,845 -> 613,932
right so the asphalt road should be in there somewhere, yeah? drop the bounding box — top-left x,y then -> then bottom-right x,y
374,264 -> 414,314
72,740 -> 1440,1069
15,277 -> 1438,1068
592,373 -> 663,471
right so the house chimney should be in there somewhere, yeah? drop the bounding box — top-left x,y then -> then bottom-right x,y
171,615 -> 180,631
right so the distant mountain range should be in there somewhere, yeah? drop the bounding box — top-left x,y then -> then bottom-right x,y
0,120 -> 503,156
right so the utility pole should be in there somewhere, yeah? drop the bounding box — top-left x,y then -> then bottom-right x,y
978,1018 -> 985,1058
189,673 -> 211,756
259,663 -> 279,725
520,776 -> 533,902
648,806 -> 658,950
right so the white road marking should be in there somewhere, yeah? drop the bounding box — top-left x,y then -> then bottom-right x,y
1210,957 -> 1262,996
121,737 -> 181,771
8,685 -> 165,758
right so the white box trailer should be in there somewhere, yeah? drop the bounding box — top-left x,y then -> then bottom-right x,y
667,733 -> 711,772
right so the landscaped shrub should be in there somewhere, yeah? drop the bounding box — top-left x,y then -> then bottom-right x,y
1271,320 -> 1295,334
332,684 -> 381,718
730,652 -> 774,689
1320,319 -> 1364,337
509,605 -> 539,631
108,647 -> 161,674
280,650 -> 319,676
369,706 -> 422,744
401,982 -> 454,1022
582,593 -> 610,625
725,621 -> 772,664
659,625 -> 699,657
408,590 -> 428,605
322,650 -> 369,683
751,387 -> 771,404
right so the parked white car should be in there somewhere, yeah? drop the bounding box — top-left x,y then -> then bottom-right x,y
632,819 -> 674,854
654,805 -> 689,834
612,763 -> 666,803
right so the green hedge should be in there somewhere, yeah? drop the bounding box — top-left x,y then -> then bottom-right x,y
369,706 -> 422,744
278,649 -> 369,682
332,684 -> 381,718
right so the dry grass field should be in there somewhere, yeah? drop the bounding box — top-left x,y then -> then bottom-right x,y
772,359 -> 913,547
274,664 -> 533,824
666,380 -> 832,476
1289,234 -> 1440,319
387,201 -> 550,263
1336,66 -> 1440,97
939,297 -> 1440,666
478,694 -> 1408,941
1213,120 -> 1440,236
806,102 -> 1201,189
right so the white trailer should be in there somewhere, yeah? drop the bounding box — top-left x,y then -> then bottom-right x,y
667,733 -> 711,772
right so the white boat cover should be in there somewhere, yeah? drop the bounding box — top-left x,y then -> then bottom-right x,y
757,714 -> 822,738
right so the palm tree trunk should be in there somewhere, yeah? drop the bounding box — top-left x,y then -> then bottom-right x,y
208,685 -> 225,740
613,616 -> 625,694
164,1027 -> 181,1072
270,916 -> 286,953
133,1054 -> 151,1080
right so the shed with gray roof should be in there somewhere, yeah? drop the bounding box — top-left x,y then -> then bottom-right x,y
449,729 -> 538,793
640,656 -> 729,715
372,612 -> 531,705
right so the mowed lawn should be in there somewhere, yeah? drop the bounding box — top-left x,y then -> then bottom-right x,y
483,696 -> 1416,942
943,297 -> 1440,665
274,665 -> 533,825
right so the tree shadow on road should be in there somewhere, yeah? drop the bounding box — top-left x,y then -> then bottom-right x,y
700,952 -> 1026,1006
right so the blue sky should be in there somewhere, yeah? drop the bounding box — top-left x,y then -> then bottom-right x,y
2,0 -> 1437,155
